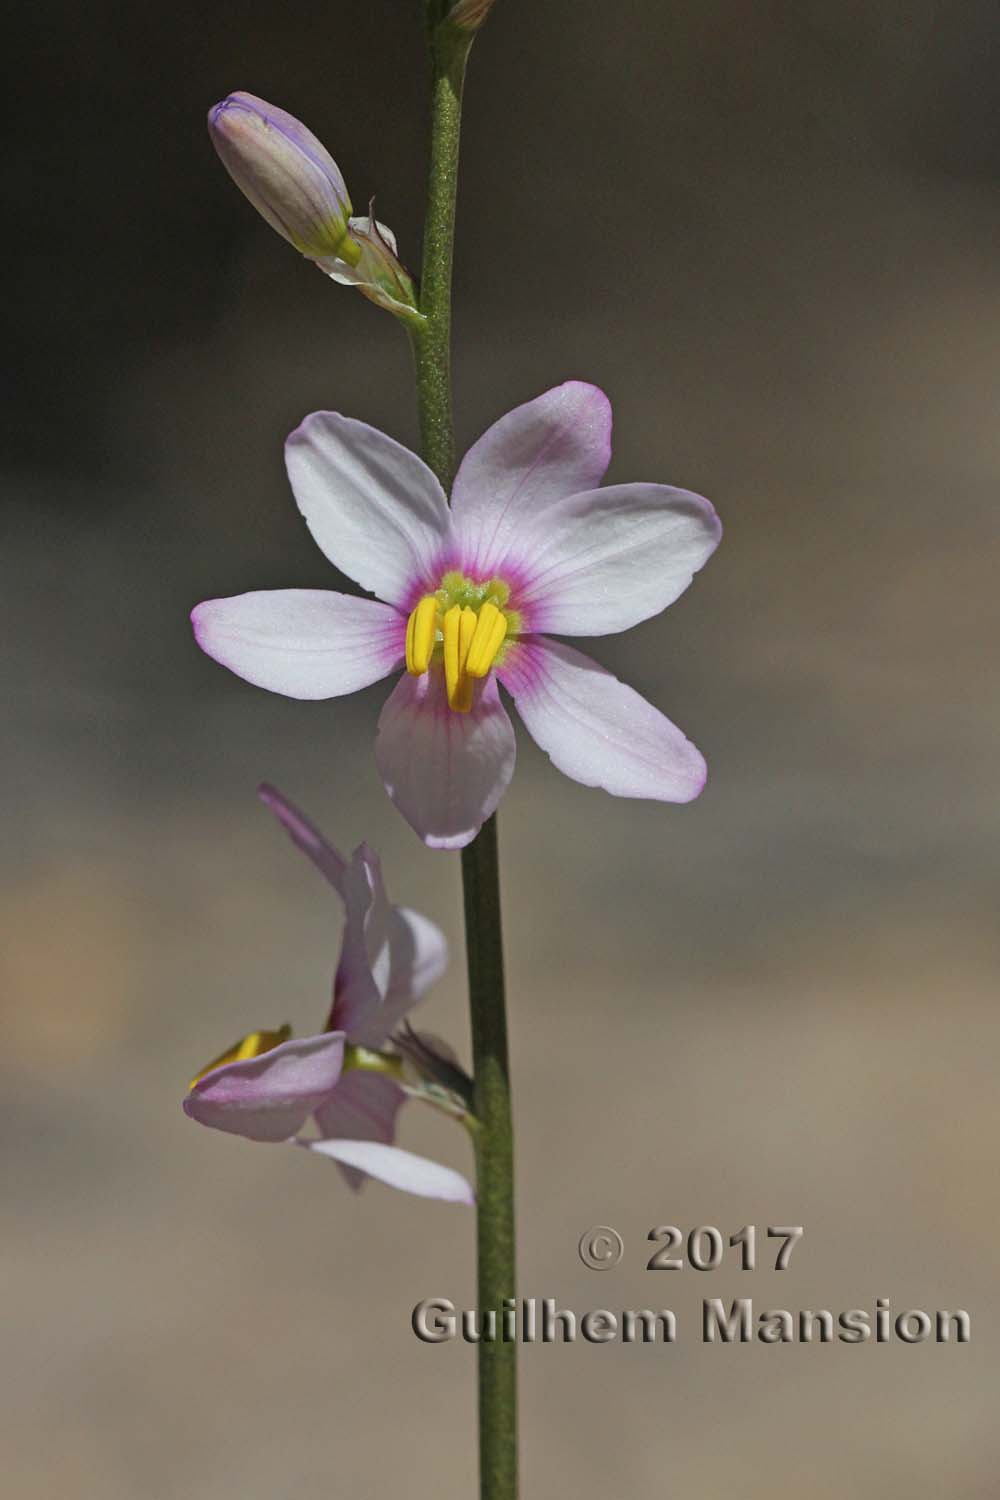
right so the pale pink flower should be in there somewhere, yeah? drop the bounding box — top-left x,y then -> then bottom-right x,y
193,382 -> 721,848
183,787 -> 472,1204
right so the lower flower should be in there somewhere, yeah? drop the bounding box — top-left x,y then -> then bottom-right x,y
182,786 -> 473,1204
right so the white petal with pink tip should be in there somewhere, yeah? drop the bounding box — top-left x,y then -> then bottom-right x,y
499,637 -> 706,803
375,668 -> 516,849
313,1071 -> 406,1191
285,412 -> 454,606
183,1033 -> 346,1143
299,1138 -> 475,1203
192,590 -> 403,699
511,483 -> 721,637
450,381 -> 612,577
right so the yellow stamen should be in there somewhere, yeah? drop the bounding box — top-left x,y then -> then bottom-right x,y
465,601 -> 509,678
405,595 -> 439,675
402,572 -> 519,710
443,604 -> 478,712
188,1024 -> 292,1091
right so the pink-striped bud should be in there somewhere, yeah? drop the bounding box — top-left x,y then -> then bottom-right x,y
208,92 -> 359,265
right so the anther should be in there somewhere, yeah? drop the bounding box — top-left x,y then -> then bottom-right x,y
443,604 -> 478,712
465,601 -> 508,678
405,595 -> 439,675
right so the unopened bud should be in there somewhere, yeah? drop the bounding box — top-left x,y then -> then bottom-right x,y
447,0 -> 497,31
208,92 -> 359,265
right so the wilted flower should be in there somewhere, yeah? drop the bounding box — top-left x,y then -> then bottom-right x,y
183,786 -> 473,1203
192,382 -> 722,849
209,92 -> 421,322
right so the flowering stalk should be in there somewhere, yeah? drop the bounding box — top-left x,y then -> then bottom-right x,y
411,12 -> 470,490
412,7 -> 517,1497
461,814 -> 516,1499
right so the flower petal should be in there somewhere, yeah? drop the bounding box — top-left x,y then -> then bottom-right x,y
285,414 -> 454,606
257,782 -> 348,895
298,1138 -> 474,1203
375,668 -> 516,849
509,483 -> 721,636
326,844 -> 448,1042
313,1070 -> 406,1190
256,793 -> 449,1042
450,382 -> 612,577
183,1033 -> 345,1143
191,590 -> 404,699
377,907 -> 450,1035
337,906 -> 449,1046
331,843 -> 392,1039
499,637 -> 706,803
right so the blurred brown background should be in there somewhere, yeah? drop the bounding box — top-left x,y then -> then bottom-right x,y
4,1 -> 999,1494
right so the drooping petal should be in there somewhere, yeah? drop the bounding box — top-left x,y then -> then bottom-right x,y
256,794 -> 449,1042
335,905 -> 449,1046
313,1070 -> 406,1190
183,1033 -> 345,1143
298,1138 -> 474,1204
499,637 -> 706,803
332,843 -> 449,1043
375,667 -> 516,849
376,907 -> 450,1038
450,382 -> 613,577
284,414 -> 454,607
191,590 -> 404,699
506,483 -> 721,637
314,1069 -> 405,1144
331,843 -> 391,1039
257,782 -> 348,895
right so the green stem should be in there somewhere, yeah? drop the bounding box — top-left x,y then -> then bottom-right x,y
410,22 -> 470,492
462,817 -> 516,1500
411,14 -> 517,1499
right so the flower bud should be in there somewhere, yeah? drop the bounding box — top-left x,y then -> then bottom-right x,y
208,92 -> 360,266
447,0 -> 496,30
